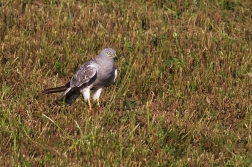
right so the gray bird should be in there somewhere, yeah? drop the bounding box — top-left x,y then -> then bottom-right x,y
42,48 -> 118,110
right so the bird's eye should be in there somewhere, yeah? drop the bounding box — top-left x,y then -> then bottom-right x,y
107,51 -> 111,56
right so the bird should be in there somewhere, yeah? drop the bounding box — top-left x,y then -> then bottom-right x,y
42,48 -> 118,110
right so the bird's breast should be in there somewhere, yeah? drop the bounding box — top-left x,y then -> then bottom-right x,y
92,68 -> 116,89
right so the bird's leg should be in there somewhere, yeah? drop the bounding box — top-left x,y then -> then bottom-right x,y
88,99 -> 92,110
97,98 -> 100,107
81,88 -> 92,110
93,88 -> 103,108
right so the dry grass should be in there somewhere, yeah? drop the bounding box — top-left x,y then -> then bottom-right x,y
1,0 -> 252,166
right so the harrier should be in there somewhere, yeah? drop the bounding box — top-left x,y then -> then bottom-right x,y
42,48 -> 118,110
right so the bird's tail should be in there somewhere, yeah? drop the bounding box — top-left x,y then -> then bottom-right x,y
42,82 -> 70,94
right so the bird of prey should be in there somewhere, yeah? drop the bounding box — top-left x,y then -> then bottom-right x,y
42,48 -> 118,110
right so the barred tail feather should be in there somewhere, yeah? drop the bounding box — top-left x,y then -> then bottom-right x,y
42,82 -> 70,94
42,86 -> 68,94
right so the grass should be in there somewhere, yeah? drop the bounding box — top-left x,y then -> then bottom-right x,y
1,0 -> 252,166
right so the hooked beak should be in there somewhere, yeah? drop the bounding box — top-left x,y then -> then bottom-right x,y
113,54 -> 118,60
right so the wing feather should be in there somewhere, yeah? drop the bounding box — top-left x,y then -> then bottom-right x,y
70,63 -> 97,87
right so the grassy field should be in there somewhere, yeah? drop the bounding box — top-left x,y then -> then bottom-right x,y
1,0 -> 252,166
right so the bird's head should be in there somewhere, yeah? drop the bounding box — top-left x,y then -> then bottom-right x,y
101,48 -> 117,59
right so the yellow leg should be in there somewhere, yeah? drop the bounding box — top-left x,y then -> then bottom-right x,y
97,98 -> 100,107
88,99 -> 92,110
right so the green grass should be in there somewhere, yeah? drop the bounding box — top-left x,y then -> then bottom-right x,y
1,0 -> 252,166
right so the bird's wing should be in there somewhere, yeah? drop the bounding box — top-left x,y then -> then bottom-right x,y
70,63 -> 97,87
54,63 -> 97,105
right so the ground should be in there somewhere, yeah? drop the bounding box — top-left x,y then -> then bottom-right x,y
0,0 -> 252,166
